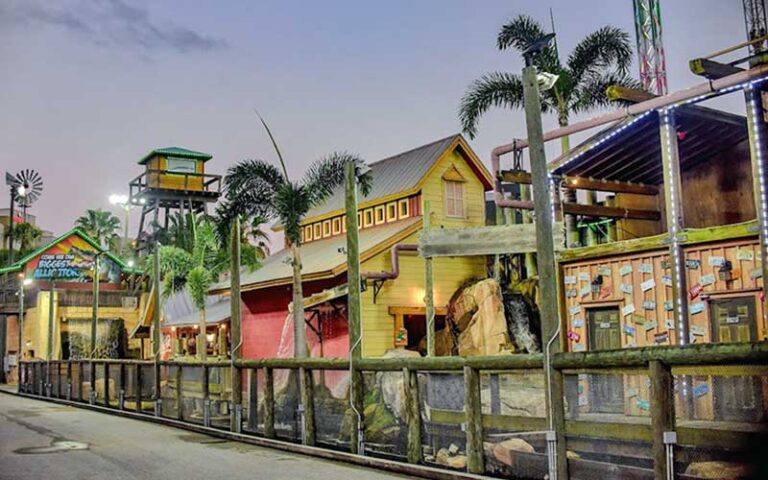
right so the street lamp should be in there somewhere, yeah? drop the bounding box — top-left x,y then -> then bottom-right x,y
109,194 -> 132,257
520,32 -> 567,480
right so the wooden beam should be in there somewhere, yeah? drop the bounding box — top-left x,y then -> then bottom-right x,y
424,200 -> 435,357
176,365 -> 183,421
299,367 -> 315,446
649,360 -> 674,480
463,366 -> 484,474
419,223 -> 565,258
501,170 -> 660,195
230,217 -> 243,433
403,368 -> 422,465
263,367 -> 275,439
689,58 -> 743,80
606,85 -> 657,103
522,64 -> 568,479
563,203 -> 660,221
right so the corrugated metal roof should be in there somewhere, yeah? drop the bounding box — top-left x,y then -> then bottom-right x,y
138,147 -> 213,165
550,106 -> 748,184
164,296 -> 232,327
211,216 -> 421,291
302,134 -> 461,220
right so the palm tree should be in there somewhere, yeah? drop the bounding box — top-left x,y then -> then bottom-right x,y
219,115 -> 372,358
459,14 -> 640,245
76,209 -> 121,247
158,219 -> 219,360
7,222 -> 42,252
460,15 -> 639,149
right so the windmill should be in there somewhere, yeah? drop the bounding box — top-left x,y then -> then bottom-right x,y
4,170 -> 44,264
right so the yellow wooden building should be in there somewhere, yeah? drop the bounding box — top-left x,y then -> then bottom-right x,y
210,134 -> 493,358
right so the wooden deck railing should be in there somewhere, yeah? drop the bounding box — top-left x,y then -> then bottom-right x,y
17,342 -> 768,480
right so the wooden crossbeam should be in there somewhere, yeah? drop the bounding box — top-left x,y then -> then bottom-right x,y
606,85 -> 656,103
500,170 -> 659,195
563,202 -> 660,221
689,58 -> 743,80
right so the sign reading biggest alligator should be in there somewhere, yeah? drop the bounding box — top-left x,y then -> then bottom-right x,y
24,231 -> 123,283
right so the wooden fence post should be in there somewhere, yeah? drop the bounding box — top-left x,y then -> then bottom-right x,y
263,367 -> 276,439
650,360 -> 675,480
176,365 -> 184,421
118,362 -> 125,410
202,364 -> 210,426
247,369 -> 258,431
424,201 -> 435,357
463,366 -> 484,474
77,361 -> 84,402
300,367 -> 316,446
103,362 -> 110,406
403,367 -> 422,464
230,217 -> 243,433
135,363 -> 143,413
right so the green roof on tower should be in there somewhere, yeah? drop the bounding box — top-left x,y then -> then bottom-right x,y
138,147 -> 213,165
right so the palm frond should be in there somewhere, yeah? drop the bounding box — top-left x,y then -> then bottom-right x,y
567,26 -> 633,83
275,182 -> 311,246
302,151 -> 372,207
458,72 -> 526,139
223,159 -> 283,220
569,72 -> 643,114
255,111 -> 289,180
187,265 -> 212,310
497,15 -> 560,72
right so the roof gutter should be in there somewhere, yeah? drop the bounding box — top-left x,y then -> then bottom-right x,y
361,244 -> 418,280
491,63 -> 768,210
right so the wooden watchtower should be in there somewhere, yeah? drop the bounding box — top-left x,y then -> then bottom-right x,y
129,147 -> 221,250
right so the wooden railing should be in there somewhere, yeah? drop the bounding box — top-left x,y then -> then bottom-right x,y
128,169 -> 221,198
17,342 -> 768,480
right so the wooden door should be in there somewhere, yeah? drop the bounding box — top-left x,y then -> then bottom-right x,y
587,307 -> 624,413
709,297 -> 763,422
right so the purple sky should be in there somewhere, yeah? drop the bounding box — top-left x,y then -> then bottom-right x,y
0,0 -> 746,238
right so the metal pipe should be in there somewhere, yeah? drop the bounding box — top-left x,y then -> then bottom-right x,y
361,244 -> 417,280
491,64 -> 768,209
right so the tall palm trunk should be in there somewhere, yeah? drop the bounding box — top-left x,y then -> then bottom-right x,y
291,244 -> 308,358
198,309 -> 207,362
557,111 -> 578,248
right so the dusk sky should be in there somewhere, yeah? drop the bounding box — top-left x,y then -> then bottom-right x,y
0,0 -> 745,238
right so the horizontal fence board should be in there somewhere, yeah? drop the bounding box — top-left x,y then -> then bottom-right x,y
419,223 -> 565,257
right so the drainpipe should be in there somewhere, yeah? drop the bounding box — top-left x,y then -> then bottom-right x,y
361,244 -> 418,280
491,64 -> 768,210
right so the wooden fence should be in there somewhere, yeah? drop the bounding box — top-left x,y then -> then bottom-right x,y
17,342 -> 768,480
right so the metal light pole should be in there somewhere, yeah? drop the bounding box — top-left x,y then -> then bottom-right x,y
521,33 -> 568,480
46,279 -> 55,396
17,276 -> 31,374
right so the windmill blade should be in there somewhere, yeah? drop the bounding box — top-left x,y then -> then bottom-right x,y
13,169 -> 44,208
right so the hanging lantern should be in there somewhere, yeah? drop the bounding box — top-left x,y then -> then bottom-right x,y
591,275 -> 604,294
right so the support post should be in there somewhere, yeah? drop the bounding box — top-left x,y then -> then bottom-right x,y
202,364 -> 210,427
584,191 -> 598,246
403,367 -> 422,464
522,64 -> 568,480
263,367 -> 276,439
659,109 -> 689,345
463,366 -> 484,474
103,362 -> 110,406
520,185 -> 538,277
90,254 -> 100,404
46,280 -> 55,396
152,239 -> 161,405
230,217 -> 243,433
650,360 -> 675,480
77,361 -> 84,402
299,367 -> 316,446
118,362 -> 125,410
66,361 -> 72,401
424,200 -> 435,357
135,363 -> 143,413
247,369 -> 258,431
345,161 -> 365,455
176,365 -> 183,421
745,87 -> 768,330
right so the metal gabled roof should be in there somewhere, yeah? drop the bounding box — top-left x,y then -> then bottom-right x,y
211,216 -> 422,293
138,147 -> 213,165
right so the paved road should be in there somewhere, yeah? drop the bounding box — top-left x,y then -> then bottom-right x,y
0,393 -> 408,480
